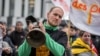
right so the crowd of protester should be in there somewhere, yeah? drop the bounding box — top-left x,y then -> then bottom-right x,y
0,19 -> 100,56
59,20 -> 100,56
0,21 -> 26,56
0,6 -> 100,56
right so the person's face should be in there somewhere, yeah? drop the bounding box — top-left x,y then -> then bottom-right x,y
47,8 -> 64,27
62,27 -> 68,33
16,23 -> 23,30
81,32 -> 91,44
69,28 -> 76,36
0,23 -> 6,36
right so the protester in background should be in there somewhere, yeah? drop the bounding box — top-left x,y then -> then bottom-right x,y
9,21 -> 26,56
71,31 -> 98,56
0,21 -> 14,56
59,20 -> 73,56
9,21 -> 26,49
69,25 -> 78,45
0,21 -> 4,56
91,35 -> 100,56
2,22 -> 16,56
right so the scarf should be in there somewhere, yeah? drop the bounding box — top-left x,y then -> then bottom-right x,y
71,38 -> 95,55
44,22 -> 58,31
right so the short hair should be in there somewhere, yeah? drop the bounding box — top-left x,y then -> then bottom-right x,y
25,15 -> 37,26
0,21 -> 6,25
49,6 -> 63,13
0,21 -> 3,25
59,20 -> 68,27
16,21 -> 23,25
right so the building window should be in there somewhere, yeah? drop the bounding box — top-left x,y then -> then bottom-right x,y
9,0 -> 14,16
28,0 -> 35,15
22,0 -> 25,17
1,0 -> 5,16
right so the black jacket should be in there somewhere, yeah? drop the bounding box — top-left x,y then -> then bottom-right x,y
9,30 -> 26,47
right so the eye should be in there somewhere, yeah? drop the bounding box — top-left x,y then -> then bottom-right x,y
83,35 -> 91,37
59,15 -> 62,19
54,13 -> 58,16
54,13 -> 62,18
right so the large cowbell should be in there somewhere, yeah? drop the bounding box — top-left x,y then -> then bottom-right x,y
26,16 -> 45,48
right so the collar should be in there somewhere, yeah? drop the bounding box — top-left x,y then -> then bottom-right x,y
44,22 -> 58,31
